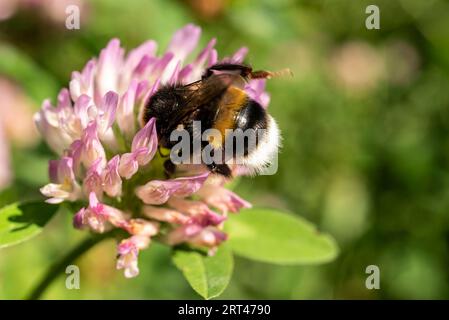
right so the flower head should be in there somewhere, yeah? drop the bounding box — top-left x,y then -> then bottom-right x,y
36,24 -> 270,278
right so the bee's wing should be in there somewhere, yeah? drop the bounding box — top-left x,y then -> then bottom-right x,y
170,73 -> 245,125
176,73 -> 245,105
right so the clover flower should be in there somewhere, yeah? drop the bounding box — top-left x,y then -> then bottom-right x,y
35,24 -> 269,278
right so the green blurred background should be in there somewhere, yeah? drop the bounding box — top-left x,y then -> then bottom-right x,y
1,0 -> 449,299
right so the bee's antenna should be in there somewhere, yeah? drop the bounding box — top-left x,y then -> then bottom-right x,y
250,68 -> 293,80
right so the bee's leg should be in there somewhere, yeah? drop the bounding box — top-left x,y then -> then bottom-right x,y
203,63 -> 253,79
164,159 -> 176,178
248,70 -> 273,79
207,162 -> 232,178
250,68 -> 293,79
205,63 -> 292,81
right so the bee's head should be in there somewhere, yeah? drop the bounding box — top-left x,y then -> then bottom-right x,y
143,87 -> 179,125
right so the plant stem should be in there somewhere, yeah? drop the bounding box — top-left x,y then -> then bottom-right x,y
26,231 -> 116,300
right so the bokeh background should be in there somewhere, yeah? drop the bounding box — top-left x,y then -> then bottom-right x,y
1,0 -> 449,299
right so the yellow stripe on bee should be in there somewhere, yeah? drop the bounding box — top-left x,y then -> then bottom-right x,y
211,86 -> 247,148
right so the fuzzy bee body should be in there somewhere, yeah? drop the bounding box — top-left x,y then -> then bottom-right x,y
142,63 -> 281,177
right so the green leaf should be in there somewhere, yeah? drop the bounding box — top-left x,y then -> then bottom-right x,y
0,202 -> 59,249
172,244 -> 233,300
225,208 -> 339,265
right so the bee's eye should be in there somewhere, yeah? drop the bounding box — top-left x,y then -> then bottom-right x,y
235,100 -> 267,131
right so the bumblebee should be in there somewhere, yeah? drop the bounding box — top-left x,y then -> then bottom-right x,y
142,63 -> 284,177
